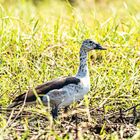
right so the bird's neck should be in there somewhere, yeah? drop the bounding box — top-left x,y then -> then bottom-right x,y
76,48 -> 89,78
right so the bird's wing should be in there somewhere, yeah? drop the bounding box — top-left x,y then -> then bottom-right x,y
8,76 -> 80,108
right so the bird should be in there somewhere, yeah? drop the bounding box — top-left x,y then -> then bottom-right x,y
8,39 -> 106,118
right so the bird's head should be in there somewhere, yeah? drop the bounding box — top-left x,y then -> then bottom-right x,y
81,39 -> 106,52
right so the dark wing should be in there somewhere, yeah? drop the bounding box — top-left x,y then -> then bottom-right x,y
8,76 -> 80,108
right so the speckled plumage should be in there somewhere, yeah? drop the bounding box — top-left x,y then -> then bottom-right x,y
8,39 -> 106,118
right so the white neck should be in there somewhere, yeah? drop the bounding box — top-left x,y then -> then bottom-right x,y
76,48 -> 89,78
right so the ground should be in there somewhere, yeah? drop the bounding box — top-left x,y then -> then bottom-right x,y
0,0 -> 140,139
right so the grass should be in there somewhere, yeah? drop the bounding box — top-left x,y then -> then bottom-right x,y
0,0 -> 140,139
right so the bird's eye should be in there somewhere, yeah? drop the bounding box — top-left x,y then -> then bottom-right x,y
89,41 -> 92,44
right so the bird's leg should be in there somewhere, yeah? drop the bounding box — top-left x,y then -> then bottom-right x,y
51,105 -> 58,119
64,106 -> 70,113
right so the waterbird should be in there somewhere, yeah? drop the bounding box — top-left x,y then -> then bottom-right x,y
8,39 -> 106,118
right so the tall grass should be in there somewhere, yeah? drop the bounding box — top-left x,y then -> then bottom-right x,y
0,0 -> 140,139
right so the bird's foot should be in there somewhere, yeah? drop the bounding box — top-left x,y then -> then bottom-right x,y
51,106 -> 58,119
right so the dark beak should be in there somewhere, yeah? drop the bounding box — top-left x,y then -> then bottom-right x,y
94,44 -> 106,50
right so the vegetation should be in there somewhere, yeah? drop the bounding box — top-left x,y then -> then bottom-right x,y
0,0 -> 140,139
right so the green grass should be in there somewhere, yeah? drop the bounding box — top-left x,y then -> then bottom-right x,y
0,0 -> 140,139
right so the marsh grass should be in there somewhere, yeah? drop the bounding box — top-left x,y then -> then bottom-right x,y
0,0 -> 140,139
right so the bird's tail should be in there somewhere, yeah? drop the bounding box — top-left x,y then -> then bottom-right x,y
7,101 -> 23,109
0,102 -> 22,113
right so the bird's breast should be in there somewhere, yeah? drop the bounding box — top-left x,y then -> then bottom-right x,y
80,76 -> 90,92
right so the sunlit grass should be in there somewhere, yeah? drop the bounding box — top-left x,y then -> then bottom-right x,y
0,0 -> 140,139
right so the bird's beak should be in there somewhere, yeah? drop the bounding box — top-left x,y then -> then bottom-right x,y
94,44 -> 107,50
